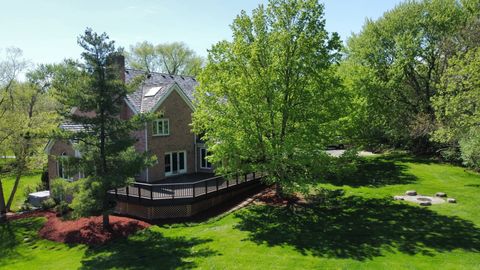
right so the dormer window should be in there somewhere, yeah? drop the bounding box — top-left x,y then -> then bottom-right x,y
153,119 -> 169,136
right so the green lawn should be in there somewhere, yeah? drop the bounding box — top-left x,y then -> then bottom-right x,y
1,155 -> 480,269
2,172 -> 42,211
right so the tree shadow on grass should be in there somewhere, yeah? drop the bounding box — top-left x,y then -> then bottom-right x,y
0,221 -> 21,259
80,229 -> 216,270
235,190 -> 480,261
0,217 -> 45,261
381,152 -> 438,165
325,158 -> 417,187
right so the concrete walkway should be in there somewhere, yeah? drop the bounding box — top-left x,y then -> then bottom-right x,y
326,150 -> 375,157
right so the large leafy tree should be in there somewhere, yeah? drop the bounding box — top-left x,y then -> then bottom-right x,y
127,41 -> 203,76
0,48 -> 27,222
0,48 -> 27,104
3,67 -> 58,212
55,29 -> 154,228
343,0 -> 467,152
432,6 -> 480,168
193,0 -> 345,195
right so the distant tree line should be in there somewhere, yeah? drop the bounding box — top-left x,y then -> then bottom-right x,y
340,0 -> 480,169
126,41 -> 204,76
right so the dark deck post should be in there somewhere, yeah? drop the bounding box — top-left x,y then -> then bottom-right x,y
192,183 -> 196,198
150,185 -> 153,200
172,185 -> 175,199
138,186 -> 141,202
126,186 -> 129,199
236,173 -> 239,185
253,172 -> 255,180
205,180 -> 208,194
216,177 -> 219,191
226,176 -> 229,188
244,173 -> 247,183
115,188 -> 118,197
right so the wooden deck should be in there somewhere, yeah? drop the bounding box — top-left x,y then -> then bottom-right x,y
110,172 -> 263,203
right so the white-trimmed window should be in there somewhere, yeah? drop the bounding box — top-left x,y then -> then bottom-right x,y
58,152 -> 71,180
153,119 -> 169,136
200,147 -> 212,169
165,151 -> 187,176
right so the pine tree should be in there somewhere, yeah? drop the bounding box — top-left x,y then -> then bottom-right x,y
56,29 -> 154,229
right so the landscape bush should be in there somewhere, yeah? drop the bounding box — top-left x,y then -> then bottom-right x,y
19,202 -> 34,212
50,178 -> 80,205
40,198 -> 56,210
459,128 -> 480,171
324,148 -> 361,180
54,201 -> 70,216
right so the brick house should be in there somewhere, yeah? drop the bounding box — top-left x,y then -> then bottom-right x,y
44,57 -> 262,219
44,63 -> 213,184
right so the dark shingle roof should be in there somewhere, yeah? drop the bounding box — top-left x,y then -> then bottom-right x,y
125,69 -> 197,113
59,123 -> 86,132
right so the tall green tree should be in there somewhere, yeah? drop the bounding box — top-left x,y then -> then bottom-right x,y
432,6 -> 480,168
343,0 -> 467,152
127,41 -> 203,76
3,67 -> 59,212
0,47 -> 27,222
192,0 -> 345,195
55,29 -> 154,228
0,47 -> 27,105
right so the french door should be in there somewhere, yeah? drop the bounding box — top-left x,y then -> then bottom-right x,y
165,151 -> 187,176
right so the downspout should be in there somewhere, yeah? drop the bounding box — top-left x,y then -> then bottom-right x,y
145,123 -> 149,182
194,134 -> 197,173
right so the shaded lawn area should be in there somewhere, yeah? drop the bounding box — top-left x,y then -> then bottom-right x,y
1,155 -> 480,269
235,190 -> 480,260
0,217 -> 86,270
1,217 -> 215,270
1,172 -> 42,211
325,155 -> 418,187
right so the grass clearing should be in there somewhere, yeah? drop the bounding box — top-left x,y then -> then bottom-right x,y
1,172 -> 42,211
1,155 -> 479,269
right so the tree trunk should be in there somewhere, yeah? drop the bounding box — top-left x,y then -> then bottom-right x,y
6,169 -> 23,211
102,189 -> 110,230
0,179 -> 7,223
275,182 -> 283,198
102,212 -> 110,230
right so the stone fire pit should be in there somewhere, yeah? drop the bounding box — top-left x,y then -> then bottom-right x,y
394,190 -> 446,206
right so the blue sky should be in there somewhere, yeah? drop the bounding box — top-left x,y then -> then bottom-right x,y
1,0 -> 402,66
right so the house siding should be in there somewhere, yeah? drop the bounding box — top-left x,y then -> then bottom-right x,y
147,89 -> 196,182
46,88 -> 208,183
120,101 -> 148,182
47,140 -> 75,183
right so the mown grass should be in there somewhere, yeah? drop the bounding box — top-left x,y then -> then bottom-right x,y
1,172 -> 42,211
1,154 -> 480,269
0,217 -> 85,270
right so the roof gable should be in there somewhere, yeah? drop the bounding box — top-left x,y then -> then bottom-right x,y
151,83 -> 194,113
124,69 -> 197,114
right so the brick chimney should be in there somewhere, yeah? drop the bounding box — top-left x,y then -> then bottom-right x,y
112,54 -> 126,83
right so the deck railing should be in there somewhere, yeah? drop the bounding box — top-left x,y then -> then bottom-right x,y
111,172 -> 264,201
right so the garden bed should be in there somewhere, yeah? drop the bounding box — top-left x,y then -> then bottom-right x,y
8,210 -> 150,245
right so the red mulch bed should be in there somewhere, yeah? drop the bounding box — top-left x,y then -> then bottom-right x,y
255,187 -> 303,206
8,210 -> 151,246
